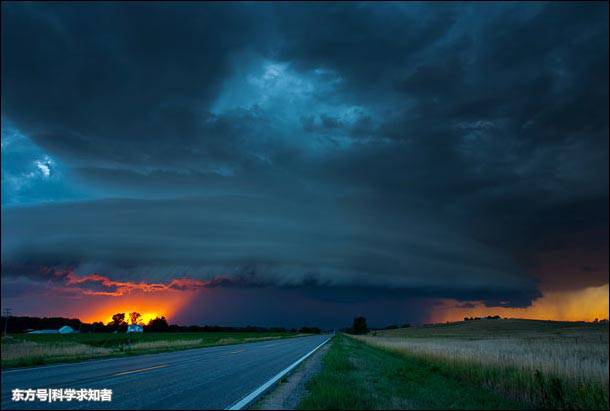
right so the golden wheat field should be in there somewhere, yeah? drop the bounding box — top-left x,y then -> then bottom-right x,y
355,318 -> 609,409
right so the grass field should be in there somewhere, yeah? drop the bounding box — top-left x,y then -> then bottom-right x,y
298,334 -> 520,410
1,331 -> 297,368
355,319 -> 609,409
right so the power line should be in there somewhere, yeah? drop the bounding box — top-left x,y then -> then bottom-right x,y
3,308 -> 12,337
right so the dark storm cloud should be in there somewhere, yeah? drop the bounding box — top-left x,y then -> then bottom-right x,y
0,196 -> 540,307
1,2 -> 276,168
1,2 -> 608,311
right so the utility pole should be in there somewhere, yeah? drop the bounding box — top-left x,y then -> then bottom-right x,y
3,308 -> 12,337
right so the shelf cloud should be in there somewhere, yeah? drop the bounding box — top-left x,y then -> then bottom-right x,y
2,2 -> 608,325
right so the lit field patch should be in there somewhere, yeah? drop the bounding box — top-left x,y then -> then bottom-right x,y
2,340 -> 112,364
216,335 -> 292,345
126,338 -> 204,351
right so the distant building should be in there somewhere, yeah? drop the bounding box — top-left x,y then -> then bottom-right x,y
28,325 -> 76,334
127,324 -> 143,333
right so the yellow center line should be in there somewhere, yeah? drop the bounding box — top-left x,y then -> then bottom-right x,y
112,364 -> 168,377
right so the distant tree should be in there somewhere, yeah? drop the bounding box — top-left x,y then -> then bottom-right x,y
146,316 -> 170,332
110,313 -> 126,330
91,321 -> 106,333
245,325 -> 262,332
129,312 -> 142,325
384,324 -> 398,330
352,316 -> 368,334
298,326 -> 321,334
401,323 -> 411,328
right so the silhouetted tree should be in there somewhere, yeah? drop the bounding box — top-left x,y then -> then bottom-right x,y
110,313 -> 126,330
1,316 -> 82,333
146,316 -> 169,332
352,316 -> 368,334
90,321 -> 106,333
129,312 -> 142,325
298,326 -> 321,334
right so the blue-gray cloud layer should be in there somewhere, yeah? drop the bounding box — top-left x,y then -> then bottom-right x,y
2,2 -> 608,312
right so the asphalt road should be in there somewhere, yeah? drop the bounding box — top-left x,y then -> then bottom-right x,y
1,334 -> 331,410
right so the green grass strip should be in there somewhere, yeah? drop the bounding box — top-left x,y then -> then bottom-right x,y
299,334 -> 522,410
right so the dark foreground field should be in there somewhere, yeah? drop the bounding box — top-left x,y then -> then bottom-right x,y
1,331 -> 298,368
300,319 -> 608,410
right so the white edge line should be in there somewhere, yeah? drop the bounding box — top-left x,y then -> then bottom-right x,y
225,335 -> 333,410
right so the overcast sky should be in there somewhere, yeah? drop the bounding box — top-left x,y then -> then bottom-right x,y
1,2 -> 608,327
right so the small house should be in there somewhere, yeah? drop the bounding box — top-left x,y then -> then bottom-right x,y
127,324 -> 143,333
28,325 -> 76,334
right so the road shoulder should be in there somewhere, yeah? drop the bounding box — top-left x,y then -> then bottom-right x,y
251,340 -> 331,410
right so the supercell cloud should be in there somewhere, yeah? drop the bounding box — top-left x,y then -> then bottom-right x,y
1,2 -> 608,326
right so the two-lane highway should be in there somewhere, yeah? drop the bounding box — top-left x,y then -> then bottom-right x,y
2,334 -> 331,410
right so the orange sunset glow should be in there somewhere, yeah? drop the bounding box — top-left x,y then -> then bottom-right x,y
45,271 -> 215,324
78,287 -> 204,324
429,283 -> 610,323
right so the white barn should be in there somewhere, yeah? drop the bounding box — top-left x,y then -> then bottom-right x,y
127,324 -> 143,333
58,325 -> 75,334
29,325 -> 76,334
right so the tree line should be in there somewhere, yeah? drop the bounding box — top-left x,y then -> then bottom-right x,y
342,316 -> 411,335
0,315 -> 321,334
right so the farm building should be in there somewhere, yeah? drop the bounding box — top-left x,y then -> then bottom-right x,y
28,325 -> 76,334
127,324 -> 143,333
59,325 -> 75,334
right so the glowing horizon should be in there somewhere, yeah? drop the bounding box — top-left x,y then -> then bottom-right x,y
429,283 -> 610,324
9,278 -> 607,326
75,284 -> 205,325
